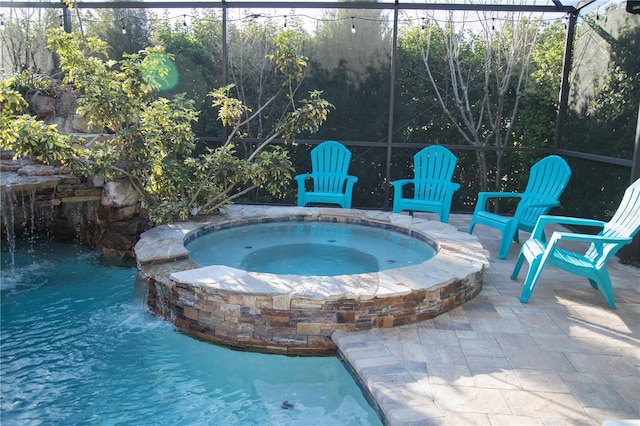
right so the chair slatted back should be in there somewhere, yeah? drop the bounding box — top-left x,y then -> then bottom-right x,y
519,155 -> 572,227
413,146 -> 458,202
588,178 -> 640,267
311,141 -> 352,193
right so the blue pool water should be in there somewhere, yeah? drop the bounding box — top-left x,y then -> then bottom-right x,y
0,240 -> 382,425
187,222 -> 435,276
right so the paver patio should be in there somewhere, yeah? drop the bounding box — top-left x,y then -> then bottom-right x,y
333,212 -> 640,426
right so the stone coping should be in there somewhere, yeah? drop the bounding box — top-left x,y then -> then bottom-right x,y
136,205 -> 489,298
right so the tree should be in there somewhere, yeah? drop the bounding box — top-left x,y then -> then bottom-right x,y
46,28 -> 332,223
559,8 -> 640,220
48,30 -> 200,223
310,7 -> 391,82
420,12 -> 542,196
308,6 -> 391,141
226,17 -> 292,139
0,8 -> 58,73
397,25 -> 458,145
511,21 -> 564,151
193,29 -> 333,213
504,21 -> 565,196
151,10 -> 225,136
85,6 -> 151,60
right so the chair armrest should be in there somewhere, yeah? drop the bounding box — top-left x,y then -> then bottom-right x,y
344,175 -> 358,193
391,179 -> 413,199
531,215 -> 606,240
474,191 -> 522,214
391,179 -> 413,189
520,200 -> 561,209
294,173 -> 313,183
295,173 -> 312,194
344,175 -> 358,204
476,191 -> 522,204
443,183 -> 461,200
550,231 -> 632,246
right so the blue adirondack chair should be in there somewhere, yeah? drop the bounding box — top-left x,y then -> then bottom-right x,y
391,146 -> 461,223
511,178 -> 640,309
468,155 -> 572,259
295,141 -> 358,209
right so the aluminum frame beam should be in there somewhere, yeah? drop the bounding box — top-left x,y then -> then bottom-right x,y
2,1 -> 577,13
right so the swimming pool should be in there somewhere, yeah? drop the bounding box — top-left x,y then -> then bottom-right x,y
0,240 -> 382,425
186,222 -> 435,276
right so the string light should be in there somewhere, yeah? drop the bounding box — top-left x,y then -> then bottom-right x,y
3,9 -> 571,37
125,12 -> 571,34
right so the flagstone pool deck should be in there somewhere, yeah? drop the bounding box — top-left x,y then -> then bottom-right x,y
335,211 -> 640,426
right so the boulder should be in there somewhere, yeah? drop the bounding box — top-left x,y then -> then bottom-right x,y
30,93 -> 56,120
102,178 -> 140,208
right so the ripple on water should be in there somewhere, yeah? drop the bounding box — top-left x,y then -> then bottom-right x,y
1,241 -> 382,425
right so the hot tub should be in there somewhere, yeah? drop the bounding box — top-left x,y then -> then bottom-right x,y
134,205 -> 489,356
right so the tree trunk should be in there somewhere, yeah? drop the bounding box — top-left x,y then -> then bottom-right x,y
493,150 -> 504,213
476,149 -> 488,193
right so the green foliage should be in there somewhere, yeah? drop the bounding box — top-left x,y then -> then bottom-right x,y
561,16 -> 638,158
1,115 -> 79,163
209,85 -> 252,128
48,30 -> 201,223
0,85 -> 28,115
44,27 -> 329,224
396,25 -> 459,144
557,18 -> 639,221
191,30 -> 332,213
588,24 -> 640,141
6,70 -> 58,99
277,90 -> 333,142
2,5 -> 637,221
0,81 -> 82,165
508,22 -> 565,154
151,11 -> 225,135
176,144 -> 294,220
85,7 -> 152,60
268,30 -> 308,89
530,21 -> 565,98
